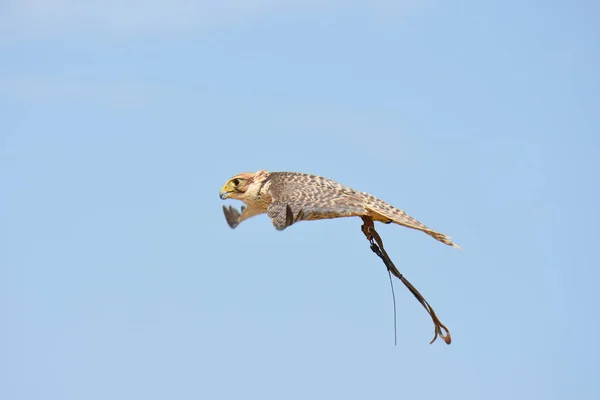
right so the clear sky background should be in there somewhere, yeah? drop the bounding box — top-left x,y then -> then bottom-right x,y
1,1 -> 599,399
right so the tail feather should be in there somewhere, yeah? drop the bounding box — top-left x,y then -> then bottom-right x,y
423,230 -> 460,249
363,194 -> 460,249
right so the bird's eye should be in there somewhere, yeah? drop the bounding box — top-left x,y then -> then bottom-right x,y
231,178 -> 240,186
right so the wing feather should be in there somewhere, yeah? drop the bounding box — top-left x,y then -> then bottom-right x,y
263,172 -> 459,248
266,172 -> 367,229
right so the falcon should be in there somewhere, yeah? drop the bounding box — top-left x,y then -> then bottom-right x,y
219,169 -> 459,249
219,169 -> 459,345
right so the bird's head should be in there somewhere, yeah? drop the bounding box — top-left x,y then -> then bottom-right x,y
219,170 -> 269,201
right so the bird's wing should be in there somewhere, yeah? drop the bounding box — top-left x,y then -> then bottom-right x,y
266,172 -> 367,230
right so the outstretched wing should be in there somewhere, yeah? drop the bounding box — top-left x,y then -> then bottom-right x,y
266,172 -> 367,230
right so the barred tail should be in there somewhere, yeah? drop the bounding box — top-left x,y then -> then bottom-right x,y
422,229 -> 460,249
364,195 -> 460,249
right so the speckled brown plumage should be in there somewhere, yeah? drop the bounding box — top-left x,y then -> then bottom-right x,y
219,169 -> 459,248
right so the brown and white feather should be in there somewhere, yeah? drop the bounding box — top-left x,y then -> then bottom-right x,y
220,170 -> 459,248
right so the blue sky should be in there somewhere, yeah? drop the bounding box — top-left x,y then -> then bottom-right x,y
1,1 -> 599,399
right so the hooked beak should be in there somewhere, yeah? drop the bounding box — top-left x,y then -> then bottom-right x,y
219,186 -> 231,200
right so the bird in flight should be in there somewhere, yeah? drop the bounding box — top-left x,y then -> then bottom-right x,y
219,169 -> 459,344
219,169 -> 459,249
